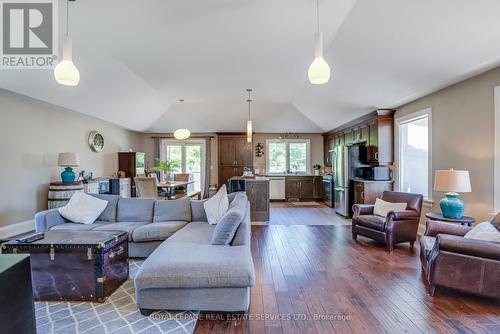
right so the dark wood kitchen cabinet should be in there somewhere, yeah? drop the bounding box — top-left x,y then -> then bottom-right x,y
285,176 -> 323,201
353,180 -> 393,205
218,134 -> 252,188
367,118 -> 393,164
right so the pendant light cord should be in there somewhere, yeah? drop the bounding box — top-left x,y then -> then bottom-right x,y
66,0 -> 69,35
316,0 -> 320,33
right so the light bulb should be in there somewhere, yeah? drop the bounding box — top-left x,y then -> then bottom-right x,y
308,32 -> 331,85
247,120 -> 252,142
174,129 -> 191,140
54,35 -> 80,86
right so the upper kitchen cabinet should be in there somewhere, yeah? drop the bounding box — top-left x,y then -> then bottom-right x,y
322,110 -> 395,166
367,117 -> 393,164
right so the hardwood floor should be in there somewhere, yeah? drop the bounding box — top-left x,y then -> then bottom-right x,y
194,225 -> 500,334
265,201 -> 350,226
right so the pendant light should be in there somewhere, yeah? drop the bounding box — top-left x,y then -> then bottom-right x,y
308,0 -> 331,85
54,0 -> 80,86
246,89 -> 253,143
174,99 -> 191,140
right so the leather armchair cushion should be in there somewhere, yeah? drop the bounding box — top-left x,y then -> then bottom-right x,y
437,234 -> 500,261
420,236 -> 436,259
355,215 -> 386,231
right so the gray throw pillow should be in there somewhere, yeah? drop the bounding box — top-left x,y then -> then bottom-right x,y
210,205 -> 245,245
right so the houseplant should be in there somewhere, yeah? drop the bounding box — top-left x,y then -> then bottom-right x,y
153,158 -> 180,182
313,164 -> 322,176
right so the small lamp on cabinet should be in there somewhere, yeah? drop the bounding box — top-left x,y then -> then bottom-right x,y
433,169 -> 471,219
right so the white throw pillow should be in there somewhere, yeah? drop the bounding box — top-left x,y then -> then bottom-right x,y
464,221 -> 500,243
58,192 -> 108,225
373,198 -> 407,217
204,184 -> 229,225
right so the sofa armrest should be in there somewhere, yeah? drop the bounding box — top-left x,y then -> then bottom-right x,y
435,234 -> 500,261
352,204 -> 374,216
35,208 -> 66,232
424,220 -> 471,237
387,210 -> 419,221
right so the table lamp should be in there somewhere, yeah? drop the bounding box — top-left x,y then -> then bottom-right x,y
58,152 -> 80,183
433,169 -> 471,219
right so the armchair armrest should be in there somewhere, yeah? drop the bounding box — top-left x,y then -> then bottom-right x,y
387,210 -> 419,221
34,208 -> 66,232
435,234 -> 500,261
424,220 -> 471,237
352,204 -> 374,216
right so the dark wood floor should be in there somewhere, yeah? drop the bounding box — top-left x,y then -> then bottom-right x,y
194,225 -> 500,334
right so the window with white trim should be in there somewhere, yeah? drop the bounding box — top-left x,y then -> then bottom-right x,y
266,139 -> 311,173
396,109 -> 431,199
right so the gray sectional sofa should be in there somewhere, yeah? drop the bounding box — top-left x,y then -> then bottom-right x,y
34,192 -> 255,312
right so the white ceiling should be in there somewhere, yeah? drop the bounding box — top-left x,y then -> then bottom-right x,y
2,0 -> 500,133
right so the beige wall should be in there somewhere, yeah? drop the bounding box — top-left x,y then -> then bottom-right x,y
396,66 -> 500,223
139,133 -> 324,187
0,89 -> 141,228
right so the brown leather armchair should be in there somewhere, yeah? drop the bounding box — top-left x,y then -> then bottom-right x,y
420,215 -> 500,298
352,191 -> 423,251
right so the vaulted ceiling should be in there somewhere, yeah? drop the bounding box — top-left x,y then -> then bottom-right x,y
2,0 -> 500,133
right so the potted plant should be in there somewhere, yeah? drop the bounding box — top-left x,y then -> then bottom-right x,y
313,164 -> 322,176
152,158 -> 180,182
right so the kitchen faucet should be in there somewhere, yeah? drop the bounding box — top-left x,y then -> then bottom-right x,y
292,164 -> 298,174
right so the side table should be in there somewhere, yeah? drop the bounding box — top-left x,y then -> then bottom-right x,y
425,212 -> 475,227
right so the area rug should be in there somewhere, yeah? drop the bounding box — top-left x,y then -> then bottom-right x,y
35,260 -> 198,334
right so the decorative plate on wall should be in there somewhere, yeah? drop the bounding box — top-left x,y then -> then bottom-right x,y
88,131 -> 104,152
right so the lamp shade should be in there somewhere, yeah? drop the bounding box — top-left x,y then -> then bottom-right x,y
434,169 -> 471,193
58,152 -> 80,167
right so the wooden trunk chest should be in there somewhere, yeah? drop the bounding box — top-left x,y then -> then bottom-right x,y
1,230 -> 129,302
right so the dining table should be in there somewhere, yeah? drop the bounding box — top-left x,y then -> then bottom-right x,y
157,180 -> 196,199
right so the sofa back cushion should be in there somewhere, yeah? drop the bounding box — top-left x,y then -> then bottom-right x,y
154,197 -> 191,222
117,198 -> 155,222
210,203 -> 246,245
90,194 -> 120,222
191,199 -> 208,221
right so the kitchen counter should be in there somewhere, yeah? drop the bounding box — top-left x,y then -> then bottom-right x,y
260,173 -> 322,177
228,177 -> 269,222
229,176 -> 270,182
353,178 -> 393,183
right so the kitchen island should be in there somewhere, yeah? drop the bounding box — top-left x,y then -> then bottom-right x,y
229,176 -> 270,222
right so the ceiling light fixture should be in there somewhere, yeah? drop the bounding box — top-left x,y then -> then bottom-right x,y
174,129 -> 190,140
308,0 -> 331,85
246,89 -> 253,143
54,0 -> 80,86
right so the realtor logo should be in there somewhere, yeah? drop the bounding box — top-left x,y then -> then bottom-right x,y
1,0 -> 58,69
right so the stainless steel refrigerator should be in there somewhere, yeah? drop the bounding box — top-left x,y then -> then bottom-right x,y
333,144 -> 366,217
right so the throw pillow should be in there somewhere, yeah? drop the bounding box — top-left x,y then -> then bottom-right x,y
210,204 -> 245,245
58,192 -> 108,225
373,198 -> 407,217
204,184 -> 229,225
464,221 -> 500,243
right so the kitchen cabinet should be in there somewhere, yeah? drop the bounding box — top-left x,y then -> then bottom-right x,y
353,180 -> 393,205
324,134 -> 335,166
367,118 -> 393,164
344,130 -> 354,145
285,176 -> 323,201
218,134 -> 253,188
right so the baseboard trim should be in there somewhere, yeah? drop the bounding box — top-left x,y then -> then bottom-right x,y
0,220 -> 35,239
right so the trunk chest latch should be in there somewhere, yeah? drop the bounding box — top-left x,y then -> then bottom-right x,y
87,247 -> 93,260
50,245 -> 55,260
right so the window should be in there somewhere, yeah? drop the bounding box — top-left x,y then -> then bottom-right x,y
266,139 -> 311,173
161,140 -> 205,192
396,109 -> 431,199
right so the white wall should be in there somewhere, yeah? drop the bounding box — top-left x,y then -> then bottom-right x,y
0,89 -> 141,229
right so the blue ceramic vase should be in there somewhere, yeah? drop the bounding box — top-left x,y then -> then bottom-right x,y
61,167 -> 76,183
439,192 -> 464,219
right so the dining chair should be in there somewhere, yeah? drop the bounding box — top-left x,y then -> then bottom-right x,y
173,173 -> 191,193
134,177 -> 158,199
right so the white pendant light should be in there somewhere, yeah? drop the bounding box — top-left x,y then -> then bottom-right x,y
174,128 -> 190,140
246,89 -> 253,143
54,0 -> 80,86
308,0 -> 331,85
